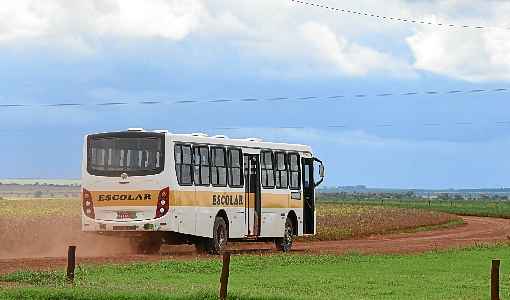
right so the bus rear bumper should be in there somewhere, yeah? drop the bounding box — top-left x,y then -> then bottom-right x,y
82,216 -> 170,232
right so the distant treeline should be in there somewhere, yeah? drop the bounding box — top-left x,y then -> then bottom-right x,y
318,191 -> 510,201
0,183 -> 80,199
0,182 -> 80,187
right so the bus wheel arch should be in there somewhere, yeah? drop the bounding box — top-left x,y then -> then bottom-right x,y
216,210 -> 230,234
287,210 -> 298,236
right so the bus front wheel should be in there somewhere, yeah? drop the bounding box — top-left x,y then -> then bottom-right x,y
275,217 -> 294,252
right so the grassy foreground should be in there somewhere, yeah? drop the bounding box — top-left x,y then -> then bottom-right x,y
2,245 -> 510,300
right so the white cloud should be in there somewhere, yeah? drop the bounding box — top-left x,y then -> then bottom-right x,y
407,26 -> 510,82
2,0 -> 510,81
401,0 -> 510,82
0,0 -> 205,43
299,21 -> 413,77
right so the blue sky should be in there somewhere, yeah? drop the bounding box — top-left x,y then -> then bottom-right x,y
1,0 -> 510,189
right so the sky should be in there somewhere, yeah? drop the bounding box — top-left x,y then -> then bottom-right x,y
1,0 -> 510,189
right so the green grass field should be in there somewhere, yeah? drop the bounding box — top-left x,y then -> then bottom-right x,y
319,195 -> 510,219
1,245 -> 509,299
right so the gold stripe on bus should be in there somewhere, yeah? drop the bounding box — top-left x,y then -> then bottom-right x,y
261,193 -> 290,208
169,191 -> 247,208
91,190 -> 159,207
246,193 -> 256,209
90,190 -> 302,209
290,199 -> 303,208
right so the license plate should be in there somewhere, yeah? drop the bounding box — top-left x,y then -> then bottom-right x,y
117,211 -> 136,219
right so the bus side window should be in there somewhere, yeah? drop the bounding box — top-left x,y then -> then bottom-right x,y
261,151 -> 275,188
174,144 -> 193,185
228,148 -> 243,187
275,152 -> 288,189
194,146 -> 210,186
211,147 -> 227,187
288,153 -> 301,190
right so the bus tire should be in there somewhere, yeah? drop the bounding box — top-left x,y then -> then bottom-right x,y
275,217 -> 294,252
209,216 -> 228,254
194,238 -> 209,254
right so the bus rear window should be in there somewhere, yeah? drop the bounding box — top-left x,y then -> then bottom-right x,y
87,132 -> 165,177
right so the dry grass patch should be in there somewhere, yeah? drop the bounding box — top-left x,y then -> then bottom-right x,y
0,198 -> 80,218
314,203 -> 462,241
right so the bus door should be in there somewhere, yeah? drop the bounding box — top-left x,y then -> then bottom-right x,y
244,154 -> 261,236
302,158 -> 315,234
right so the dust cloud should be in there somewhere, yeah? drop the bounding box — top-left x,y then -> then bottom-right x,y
0,217 -> 134,259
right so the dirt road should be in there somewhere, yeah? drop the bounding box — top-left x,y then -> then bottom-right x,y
1,216 -> 509,275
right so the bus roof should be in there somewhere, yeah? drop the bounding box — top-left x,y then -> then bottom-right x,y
169,133 -> 313,153
87,129 -> 313,154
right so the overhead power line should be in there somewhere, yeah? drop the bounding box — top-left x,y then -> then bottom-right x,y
213,121 -> 510,131
0,87 -> 507,109
290,0 -> 508,31
1,121 -> 510,137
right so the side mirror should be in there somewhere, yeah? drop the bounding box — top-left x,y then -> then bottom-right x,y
313,158 -> 325,187
319,164 -> 325,178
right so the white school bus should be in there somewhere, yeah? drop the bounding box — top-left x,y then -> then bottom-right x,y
82,128 -> 325,254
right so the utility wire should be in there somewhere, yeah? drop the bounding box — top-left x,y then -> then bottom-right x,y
290,0 -> 509,31
1,121 -> 509,137
212,121 -> 510,131
0,87 -> 507,109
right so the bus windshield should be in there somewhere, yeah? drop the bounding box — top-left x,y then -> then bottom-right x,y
87,132 -> 165,177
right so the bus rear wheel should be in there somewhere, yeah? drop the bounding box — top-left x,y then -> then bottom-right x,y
194,238 -> 209,254
275,217 -> 294,252
131,236 -> 162,255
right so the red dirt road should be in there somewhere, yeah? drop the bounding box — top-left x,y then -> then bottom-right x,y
295,216 -> 510,254
1,216 -> 509,275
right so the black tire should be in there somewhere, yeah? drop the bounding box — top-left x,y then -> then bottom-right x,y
209,216 -> 228,255
275,217 -> 294,252
132,236 -> 162,255
194,238 -> 209,254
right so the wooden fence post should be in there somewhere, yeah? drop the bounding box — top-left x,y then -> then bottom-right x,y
219,252 -> 231,300
491,259 -> 500,300
67,246 -> 76,283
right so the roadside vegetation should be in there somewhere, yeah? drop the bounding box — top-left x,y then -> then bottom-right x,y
1,245 -> 509,299
314,203 -> 461,240
0,198 -> 80,218
318,193 -> 510,219
0,198 -> 461,241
